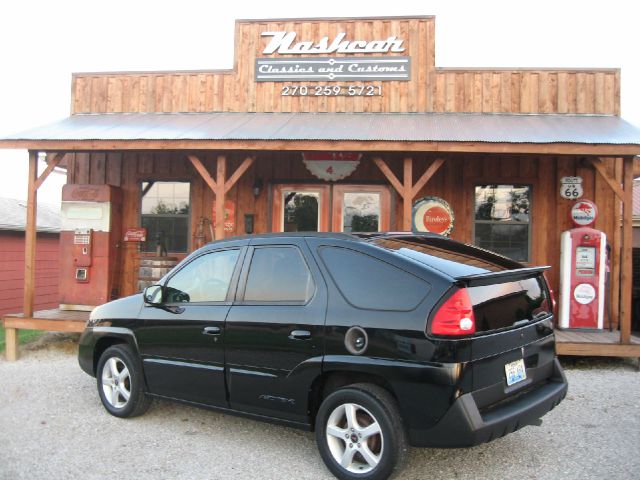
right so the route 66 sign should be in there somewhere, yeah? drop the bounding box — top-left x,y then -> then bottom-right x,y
560,176 -> 583,200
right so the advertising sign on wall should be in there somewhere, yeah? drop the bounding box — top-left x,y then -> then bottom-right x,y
412,196 -> 454,236
570,199 -> 598,227
256,30 -> 411,88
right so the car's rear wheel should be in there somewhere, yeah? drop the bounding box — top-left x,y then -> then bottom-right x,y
96,344 -> 151,418
315,383 -> 407,480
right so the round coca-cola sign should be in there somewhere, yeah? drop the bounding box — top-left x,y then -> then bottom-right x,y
412,197 -> 454,236
570,199 -> 598,227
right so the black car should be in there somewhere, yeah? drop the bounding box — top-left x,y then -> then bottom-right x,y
78,232 -> 567,480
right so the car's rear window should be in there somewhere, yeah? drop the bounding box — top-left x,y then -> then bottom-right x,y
319,246 -> 430,311
369,236 -> 522,278
469,277 -> 551,331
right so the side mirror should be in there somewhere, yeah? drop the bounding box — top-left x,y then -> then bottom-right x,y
143,284 -> 164,305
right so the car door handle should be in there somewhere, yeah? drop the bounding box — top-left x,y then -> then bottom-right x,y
289,329 -> 311,340
202,326 -> 222,336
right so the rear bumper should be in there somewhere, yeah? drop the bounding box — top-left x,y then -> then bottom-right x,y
408,358 -> 567,447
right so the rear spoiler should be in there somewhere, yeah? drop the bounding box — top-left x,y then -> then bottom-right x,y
456,266 -> 550,287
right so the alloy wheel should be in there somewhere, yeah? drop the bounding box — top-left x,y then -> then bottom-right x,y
325,402 -> 384,474
101,356 -> 131,409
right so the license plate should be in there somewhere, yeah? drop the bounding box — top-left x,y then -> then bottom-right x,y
505,359 -> 527,386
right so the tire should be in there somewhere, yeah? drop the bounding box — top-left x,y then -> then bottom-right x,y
96,344 -> 151,418
315,383 -> 408,480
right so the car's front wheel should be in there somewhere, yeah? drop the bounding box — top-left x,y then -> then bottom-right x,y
315,384 -> 407,480
96,344 -> 151,418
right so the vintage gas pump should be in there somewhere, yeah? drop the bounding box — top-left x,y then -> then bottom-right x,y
59,185 -> 122,310
559,200 -> 606,329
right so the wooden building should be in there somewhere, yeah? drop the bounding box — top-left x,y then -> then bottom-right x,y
0,198 -> 60,317
1,16 -> 640,360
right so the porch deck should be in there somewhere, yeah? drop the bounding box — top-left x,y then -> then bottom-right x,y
555,329 -> 640,357
2,309 -> 640,360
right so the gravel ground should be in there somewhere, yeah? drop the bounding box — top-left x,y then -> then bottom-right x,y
1,334 -> 639,480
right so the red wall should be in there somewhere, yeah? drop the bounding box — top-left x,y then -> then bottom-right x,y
0,231 -> 60,316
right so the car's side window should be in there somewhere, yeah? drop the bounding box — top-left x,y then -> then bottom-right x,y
165,249 -> 240,303
243,246 -> 314,303
319,246 -> 430,311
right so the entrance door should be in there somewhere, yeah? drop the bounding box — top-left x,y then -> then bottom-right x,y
272,184 -> 330,232
273,184 -> 390,233
332,185 -> 390,232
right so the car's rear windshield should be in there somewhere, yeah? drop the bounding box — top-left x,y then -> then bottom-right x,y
368,236 -> 522,278
469,278 -> 551,331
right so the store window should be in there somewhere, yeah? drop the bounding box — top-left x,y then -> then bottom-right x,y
474,185 -> 531,262
141,181 -> 190,253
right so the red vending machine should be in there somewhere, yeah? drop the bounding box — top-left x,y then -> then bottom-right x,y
558,200 -> 606,329
59,185 -> 122,310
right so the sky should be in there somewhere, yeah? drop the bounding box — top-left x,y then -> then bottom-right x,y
0,0 -> 638,206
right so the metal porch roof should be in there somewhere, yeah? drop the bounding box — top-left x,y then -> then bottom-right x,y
2,112 -> 640,146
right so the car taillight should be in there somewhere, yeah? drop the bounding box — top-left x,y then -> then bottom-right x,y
430,288 -> 476,336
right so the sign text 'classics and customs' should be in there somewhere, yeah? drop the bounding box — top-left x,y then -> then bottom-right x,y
570,199 -> 598,227
412,197 -> 455,236
257,31 -> 410,83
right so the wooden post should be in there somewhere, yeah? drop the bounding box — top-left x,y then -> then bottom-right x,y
7,151 -> 39,361
373,157 -> 445,231
5,327 -> 19,361
214,155 -> 226,240
403,158 -> 413,231
24,151 -> 38,318
620,156 -> 634,344
187,154 -> 255,241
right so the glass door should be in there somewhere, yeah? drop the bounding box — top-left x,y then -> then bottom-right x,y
332,185 -> 391,233
272,184 -> 391,233
272,184 -> 330,232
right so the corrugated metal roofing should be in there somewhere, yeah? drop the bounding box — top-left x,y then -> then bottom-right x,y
0,197 -> 61,233
3,112 -> 640,145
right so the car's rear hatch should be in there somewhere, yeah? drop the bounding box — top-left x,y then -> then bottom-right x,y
369,234 -> 559,401
456,267 -> 557,396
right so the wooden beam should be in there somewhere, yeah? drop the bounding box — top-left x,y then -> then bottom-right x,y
412,158 -> 445,197
556,341 -> 640,357
620,156 -> 633,344
34,153 -> 65,190
403,158 -> 413,231
634,156 -> 640,177
187,154 -> 219,193
224,156 -> 255,194
23,151 -> 38,319
214,156 -> 226,240
590,158 -> 624,201
3,317 -> 87,333
3,139 -> 640,156
373,157 -> 404,197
